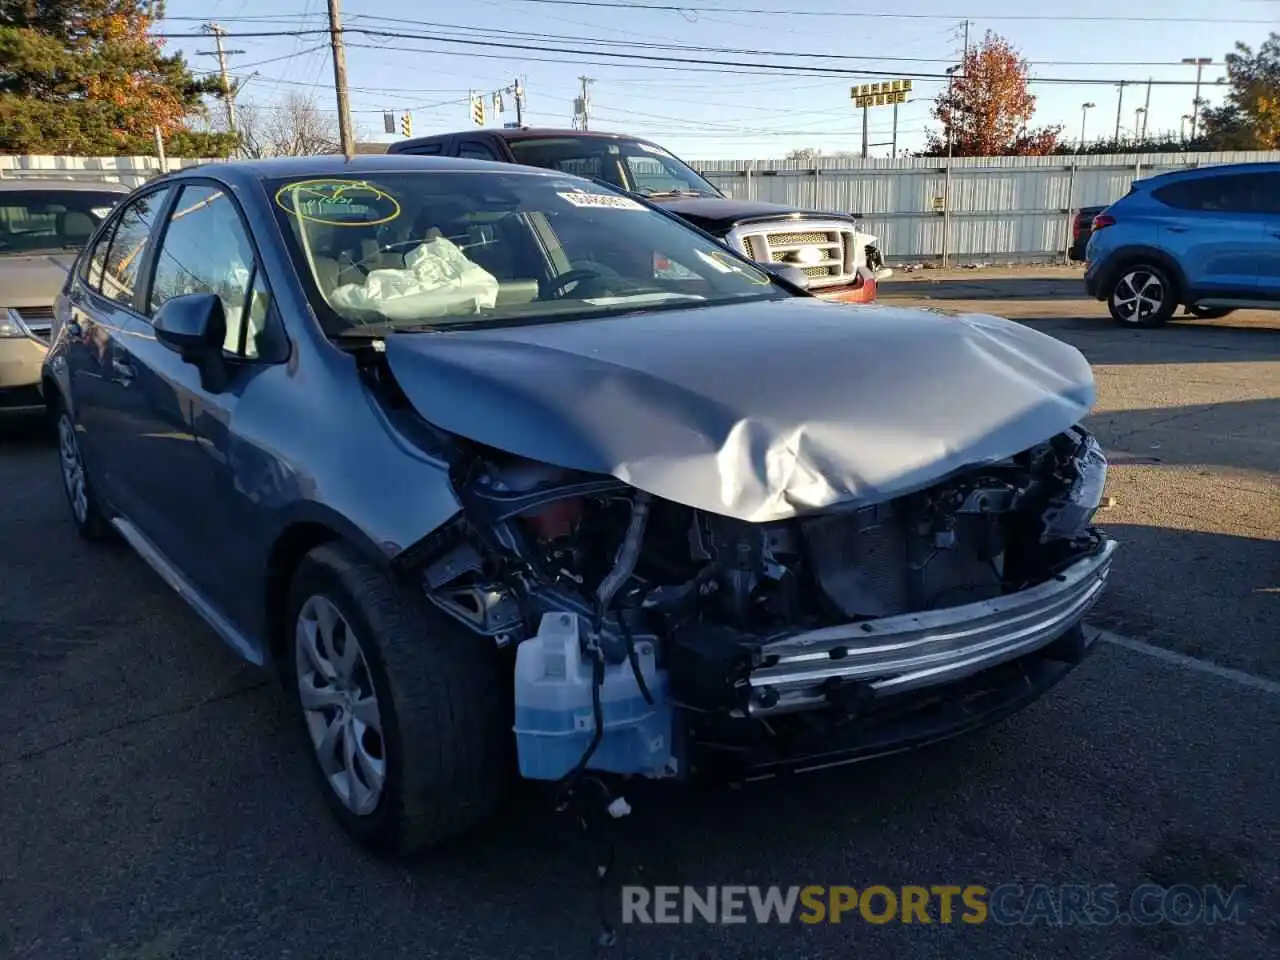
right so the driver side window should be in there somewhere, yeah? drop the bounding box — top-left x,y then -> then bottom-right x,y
148,183 -> 282,360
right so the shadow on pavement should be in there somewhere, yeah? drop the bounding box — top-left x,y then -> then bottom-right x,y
881,277 -> 1084,301
1089,522 -> 1278,679
0,416 -> 54,450
1088,397 -> 1280,474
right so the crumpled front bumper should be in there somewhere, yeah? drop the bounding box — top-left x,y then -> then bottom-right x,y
814,265 -> 878,303
747,538 -> 1118,716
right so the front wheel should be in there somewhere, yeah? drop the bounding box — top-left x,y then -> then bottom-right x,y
287,542 -> 509,856
1107,265 -> 1177,327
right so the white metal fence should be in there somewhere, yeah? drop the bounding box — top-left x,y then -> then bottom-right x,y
690,151 -> 1280,264
0,155 -> 220,188
5,150 -> 1279,263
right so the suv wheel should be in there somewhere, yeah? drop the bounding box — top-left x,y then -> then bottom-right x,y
287,542 -> 509,856
1107,265 -> 1177,327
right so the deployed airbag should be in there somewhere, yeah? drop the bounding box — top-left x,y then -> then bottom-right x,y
330,236 -> 499,320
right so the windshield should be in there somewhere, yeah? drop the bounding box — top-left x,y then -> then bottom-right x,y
268,170 -> 786,335
505,137 -> 720,198
0,189 -> 122,254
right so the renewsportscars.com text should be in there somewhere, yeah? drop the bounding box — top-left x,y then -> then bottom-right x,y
621,884 -> 1248,927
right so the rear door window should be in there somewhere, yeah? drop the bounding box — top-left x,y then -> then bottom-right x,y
98,187 -> 171,310
458,140 -> 500,161
1154,174 -> 1261,213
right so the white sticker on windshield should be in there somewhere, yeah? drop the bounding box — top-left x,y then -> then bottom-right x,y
557,190 -> 645,211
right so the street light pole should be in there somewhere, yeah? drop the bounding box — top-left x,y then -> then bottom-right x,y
1079,102 -> 1096,152
1181,57 -> 1212,141
1134,107 -> 1146,142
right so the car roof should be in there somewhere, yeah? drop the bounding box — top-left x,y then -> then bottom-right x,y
161,154 -> 570,188
0,179 -> 132,193
1137,160 -> 1280,187
398,127 -> 666,147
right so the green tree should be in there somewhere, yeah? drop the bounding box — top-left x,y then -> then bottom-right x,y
0,0 -> 235,156
921,31 -> 1063,157
1200,32 -> 1280,150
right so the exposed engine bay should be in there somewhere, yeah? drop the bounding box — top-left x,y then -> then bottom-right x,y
409,422 -> 1113,783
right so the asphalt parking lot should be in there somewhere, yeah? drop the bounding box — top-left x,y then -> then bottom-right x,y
1,266 -> 1277,960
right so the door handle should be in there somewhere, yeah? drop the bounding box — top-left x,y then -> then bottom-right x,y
1165,226 -> 1189,233
1272,230 -> 1280,239
111,359 -> 135,386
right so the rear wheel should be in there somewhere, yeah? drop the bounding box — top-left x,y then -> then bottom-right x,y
287,542 -> 509,856
1187,305 -> 1234,319
1107,264 -> 1177,327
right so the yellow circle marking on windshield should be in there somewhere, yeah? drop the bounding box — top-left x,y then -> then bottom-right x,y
274,179 -> 401,227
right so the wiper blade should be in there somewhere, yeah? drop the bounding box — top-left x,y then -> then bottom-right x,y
642,189 -> 708,198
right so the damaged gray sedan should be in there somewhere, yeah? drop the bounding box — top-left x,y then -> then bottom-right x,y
43,156 -> 1116,855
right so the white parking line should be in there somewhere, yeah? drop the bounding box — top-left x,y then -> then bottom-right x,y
1096,629 -> 1280,696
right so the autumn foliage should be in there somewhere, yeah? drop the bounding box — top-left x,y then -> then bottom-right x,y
1200,31 -> 1280,151
922,31 -> 1063,157
0,0 -> 235,155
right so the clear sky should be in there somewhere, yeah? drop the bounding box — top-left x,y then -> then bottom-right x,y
157,0 -> 1277,160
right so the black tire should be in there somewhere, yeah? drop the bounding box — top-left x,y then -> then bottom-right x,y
286,541 -> 509,856
52,401 -> 112,542
1187,305 -> 1234,319
1106,263 -> 1178,327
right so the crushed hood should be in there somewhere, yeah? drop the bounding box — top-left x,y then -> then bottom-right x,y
382,298 -> 1096,523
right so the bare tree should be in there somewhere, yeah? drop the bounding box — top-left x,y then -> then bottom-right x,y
194,91 -> 340,157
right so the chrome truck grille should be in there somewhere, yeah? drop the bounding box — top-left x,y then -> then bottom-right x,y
724,219 -> 858,289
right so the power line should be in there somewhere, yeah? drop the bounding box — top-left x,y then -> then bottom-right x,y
333,32 -> 1229,86
499,0 -> 1278,23
336,16 -> 1230,67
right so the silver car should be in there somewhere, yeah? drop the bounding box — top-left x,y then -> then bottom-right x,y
1,179 -> 129,418
44,156 -> 1116,856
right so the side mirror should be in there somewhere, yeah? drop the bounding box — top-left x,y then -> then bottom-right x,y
153,292 -> 228,392
758,262 -> 811,291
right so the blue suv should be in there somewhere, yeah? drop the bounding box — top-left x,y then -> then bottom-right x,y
1084,162 -> 1280,327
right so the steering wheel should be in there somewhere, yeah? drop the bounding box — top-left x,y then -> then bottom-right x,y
543,268 -> 603,299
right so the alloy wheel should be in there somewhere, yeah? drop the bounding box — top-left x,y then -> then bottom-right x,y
1111,269 -> 1165,324
295,595 -> 387,816
57,413 -> 89,525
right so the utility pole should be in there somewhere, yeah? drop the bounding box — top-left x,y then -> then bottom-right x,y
1142,77 -> 1152,139
573,76 -> 593,130
198,23 -> 244,136
1181,57 -> 1212,142
1114,81 -> 1125,141
327,0 -> 355,160
890,100 -> 899,157
513,77 -> 525,126
861,101 -> 869,159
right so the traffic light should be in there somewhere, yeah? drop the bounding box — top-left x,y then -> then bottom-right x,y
471,95 -> 485,127
400,112 -> 412,137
